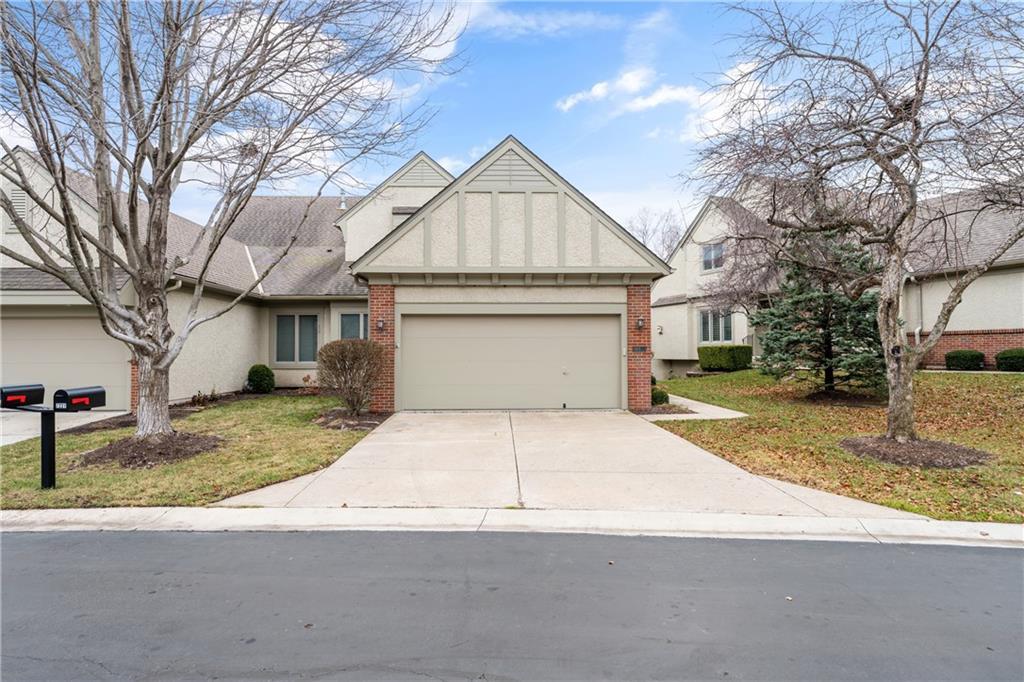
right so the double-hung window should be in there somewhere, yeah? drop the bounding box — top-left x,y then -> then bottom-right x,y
340,313 -> 369,340
701,243 -> 725,271
700,310 -> 733,343
275,314 -> 319,363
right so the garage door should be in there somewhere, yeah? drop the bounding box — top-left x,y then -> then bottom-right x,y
399,314 -> 621,410
1,315 -> 130,410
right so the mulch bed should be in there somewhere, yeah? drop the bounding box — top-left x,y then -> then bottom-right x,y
633,404 -> 694,415
314,408 -> 392,431
76,432 -> 224,469
62,389 -> 306,435
840,436 -> 993,469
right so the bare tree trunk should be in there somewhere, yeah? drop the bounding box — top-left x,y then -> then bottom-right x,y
135,353 -> 173,438
877,258 -> 917,442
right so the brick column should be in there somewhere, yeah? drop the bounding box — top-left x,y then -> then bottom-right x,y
627,283 -> 652,411
129,358 -> 139,413
368,284 -> 396,412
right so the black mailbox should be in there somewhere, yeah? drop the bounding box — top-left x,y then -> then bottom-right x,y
53,386 -> 105,412
1,384 -> 45,408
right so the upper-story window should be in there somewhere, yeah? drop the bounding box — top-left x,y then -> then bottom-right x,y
701,242 -> 724,271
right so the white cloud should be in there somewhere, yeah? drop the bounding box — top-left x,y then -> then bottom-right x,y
466,2 -> 622,39
556,67 -> 655,112
622,84 -> 701,112
437,140 -> 499,176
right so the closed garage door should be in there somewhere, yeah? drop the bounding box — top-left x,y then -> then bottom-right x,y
399,314 -> 621,410
1,315 -> 130,410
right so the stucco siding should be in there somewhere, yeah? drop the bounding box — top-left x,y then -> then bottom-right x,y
903,266 -> 1024,333
498,193 -> 526,266
342,186 -> 441,262
531,193 -> 559,266
376,221 -> 424,267
464,193 -> 491,266
564,197 -> 591,266
167,289 -> 263,402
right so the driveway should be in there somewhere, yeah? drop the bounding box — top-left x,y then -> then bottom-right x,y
219,411 -> 918,518
0,409 -> 125,446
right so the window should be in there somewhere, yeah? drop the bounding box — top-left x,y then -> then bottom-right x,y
700,310 -> 733,343
340,313 -> 369,340
701,243 -> 724,271
275,314 -> 318,363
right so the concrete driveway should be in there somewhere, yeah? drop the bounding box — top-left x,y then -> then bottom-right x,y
0,409 -> 125,446
219,411 -> 918,518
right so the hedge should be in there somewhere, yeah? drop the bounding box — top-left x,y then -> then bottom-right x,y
246,364 -> 275,393
995,347 -> 1024,372
944,349 -> 985,371
651,387 -> 669,405
698,345 -> 753,372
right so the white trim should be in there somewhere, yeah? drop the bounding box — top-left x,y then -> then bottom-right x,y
243,245 -> 264,295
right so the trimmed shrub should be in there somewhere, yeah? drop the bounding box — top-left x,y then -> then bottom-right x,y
651,387 -> 669,405
651,374 -> 657,386
944,350 -> 984,371
995,347 -> 1024,372
246,364 -> 275,393
698,345 -> 753,372
318,339 -> 387,415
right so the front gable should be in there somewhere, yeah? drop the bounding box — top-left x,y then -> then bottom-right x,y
351,137 -> 670,282
340,152 -> 454,261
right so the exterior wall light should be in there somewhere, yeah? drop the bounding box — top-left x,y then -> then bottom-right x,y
636,317 -> 645,329
376,319 -> 386,332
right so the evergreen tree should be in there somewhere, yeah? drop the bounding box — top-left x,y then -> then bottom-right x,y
750,246 -> 885,393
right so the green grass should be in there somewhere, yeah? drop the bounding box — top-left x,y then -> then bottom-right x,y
1,395 -> 366,509
657,370 -> 1024,522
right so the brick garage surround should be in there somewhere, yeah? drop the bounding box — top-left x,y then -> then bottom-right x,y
920,328 -> 1024,368
368,284 -> 396,412
627,283 -> 653,411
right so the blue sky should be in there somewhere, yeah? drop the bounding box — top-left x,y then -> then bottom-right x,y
154,2 -> 748,228
373,1 -> 748,225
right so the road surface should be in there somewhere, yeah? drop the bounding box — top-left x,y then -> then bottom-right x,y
3,532 -> 1021,680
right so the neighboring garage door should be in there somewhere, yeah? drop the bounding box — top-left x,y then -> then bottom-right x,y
399,314 -> 621,410
0,315 -> 130,410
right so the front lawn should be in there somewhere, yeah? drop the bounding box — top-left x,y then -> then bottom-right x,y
657,371 -> 1024,522
1,395 -> 365,509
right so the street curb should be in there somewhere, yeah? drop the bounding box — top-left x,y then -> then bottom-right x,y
1,507 -> 1020,548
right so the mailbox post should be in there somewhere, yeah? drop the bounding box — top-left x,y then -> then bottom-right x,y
1,384 -> 105,489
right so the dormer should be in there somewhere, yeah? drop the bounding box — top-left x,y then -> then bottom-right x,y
339,152 -> 453,261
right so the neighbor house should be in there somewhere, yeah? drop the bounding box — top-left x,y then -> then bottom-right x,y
1,137 -> 669,411
651,190 -> 1024,378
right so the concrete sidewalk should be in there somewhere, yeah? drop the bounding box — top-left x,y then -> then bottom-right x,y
2,506 -> 1020,548
1,409 -> 127,446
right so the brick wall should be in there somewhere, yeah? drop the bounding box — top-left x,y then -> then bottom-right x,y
368,284 -> 396,412
920,328 -> 1024,368
129,358 -> 139,413
627,283 -> 652,411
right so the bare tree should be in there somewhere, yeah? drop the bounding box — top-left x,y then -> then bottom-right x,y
695,1 -> 1024,443
0,0 -> 459,439
627,207 -> 683,261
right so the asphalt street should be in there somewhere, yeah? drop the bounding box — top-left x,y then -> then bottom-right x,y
2,531 -> 1021,680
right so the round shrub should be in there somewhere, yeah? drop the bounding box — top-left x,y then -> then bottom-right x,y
995,347 -> 1024,372
247,364 -> 275,393
651,387 -> 669,405
944,349 -> 984,371
651,374 -> 657,386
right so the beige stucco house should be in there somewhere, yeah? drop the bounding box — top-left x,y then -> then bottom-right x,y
1,137 -> 669,411
651,191 -> 1024,378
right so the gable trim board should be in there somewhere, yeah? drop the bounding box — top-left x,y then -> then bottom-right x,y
351,136 -> 671,278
